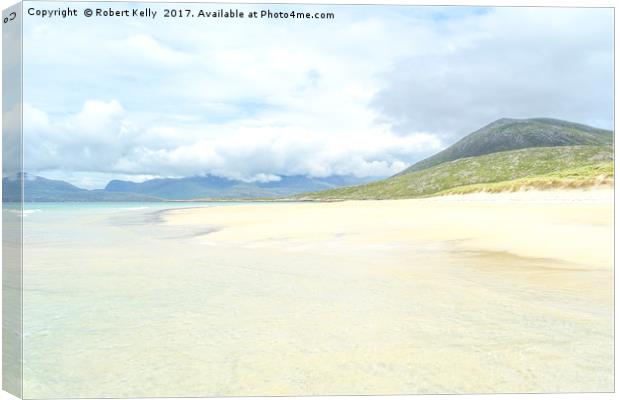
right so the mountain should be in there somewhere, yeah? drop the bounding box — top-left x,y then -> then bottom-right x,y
299,118 -> 614,200
104,174 -> 374,200
3,173 -> 376,202
399,118 -> 613,175
2,174 -> 161,202
299,145 -> 613,200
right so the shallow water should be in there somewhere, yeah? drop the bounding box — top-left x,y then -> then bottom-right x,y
20,202 -> 613,398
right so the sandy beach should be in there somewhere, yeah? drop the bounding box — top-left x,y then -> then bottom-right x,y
164,188 -> 614,269
21,189 -> 613,397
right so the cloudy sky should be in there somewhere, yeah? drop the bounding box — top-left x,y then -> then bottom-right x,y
22,4 -> 613,189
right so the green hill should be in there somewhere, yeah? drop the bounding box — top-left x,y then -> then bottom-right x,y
399,118 -> 613,175
299,145 -> 613,200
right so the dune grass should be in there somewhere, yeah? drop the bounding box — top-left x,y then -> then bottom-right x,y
436,162 -> 613,196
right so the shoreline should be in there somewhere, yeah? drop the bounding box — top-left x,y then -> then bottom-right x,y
16,183 -> 613,204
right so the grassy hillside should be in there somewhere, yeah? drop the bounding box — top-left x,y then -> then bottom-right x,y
400,118 -> 613,174
299,145 -> 613,200
437,162 -> 613,195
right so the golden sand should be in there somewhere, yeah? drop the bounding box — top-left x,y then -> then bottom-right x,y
164,189 -> 613,269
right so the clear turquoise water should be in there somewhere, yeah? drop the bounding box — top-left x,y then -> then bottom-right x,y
22,201 -> 262,226
21,201 -> 265,246
23,201 -> 248,213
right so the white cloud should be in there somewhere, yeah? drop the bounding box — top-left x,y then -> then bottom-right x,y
24,100 -> 440,188
107,34 -> 193,67
66,100 -> 126,138
371,7 -> 614,139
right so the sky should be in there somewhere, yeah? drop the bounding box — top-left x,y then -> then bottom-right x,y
21,3 -> 614,189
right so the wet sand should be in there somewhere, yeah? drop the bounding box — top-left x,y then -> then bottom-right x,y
22,190 -> 613,397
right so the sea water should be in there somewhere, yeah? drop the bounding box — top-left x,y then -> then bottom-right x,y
18,201 -> 613,397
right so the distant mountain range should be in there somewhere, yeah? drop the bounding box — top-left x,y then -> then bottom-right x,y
2,175 -> 163,202
104,175 -> 372,200
301,118 -> 614,200
2,173 -> 376,202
